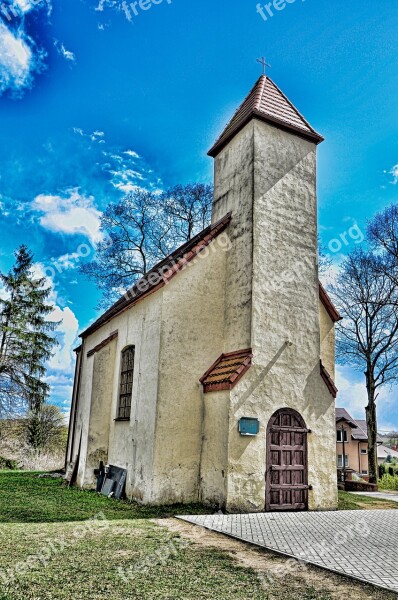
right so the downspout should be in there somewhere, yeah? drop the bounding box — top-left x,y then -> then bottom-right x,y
65,340 -> 85,469
341,425 -> 346,483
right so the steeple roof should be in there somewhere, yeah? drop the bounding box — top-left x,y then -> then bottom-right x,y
208,75 -> 324,157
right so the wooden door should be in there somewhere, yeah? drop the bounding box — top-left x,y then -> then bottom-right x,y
266,409 -> 309,511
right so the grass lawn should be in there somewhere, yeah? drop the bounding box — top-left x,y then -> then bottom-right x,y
338,490 -> 398,510
0,472 -> 396,600
0,471 -> 211,523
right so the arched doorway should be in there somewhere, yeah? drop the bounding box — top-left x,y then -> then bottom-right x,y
266,408 -> 309,511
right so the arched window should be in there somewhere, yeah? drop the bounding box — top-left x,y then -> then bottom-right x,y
116,346 -> 135,420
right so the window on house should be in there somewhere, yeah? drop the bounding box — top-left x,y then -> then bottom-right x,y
337,455 -> 349,468
362,470 -> 368,475
360,448 -> 367,455
337,430 -> 348,442
116,346 -> 135,420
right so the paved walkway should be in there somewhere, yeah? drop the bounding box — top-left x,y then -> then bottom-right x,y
350,491 -> 398,503
179,510 -> 398,593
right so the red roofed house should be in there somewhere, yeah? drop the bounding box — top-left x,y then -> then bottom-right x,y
66,75 -> 341,512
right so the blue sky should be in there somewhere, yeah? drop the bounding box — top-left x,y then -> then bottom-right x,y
0,0 -> 397,429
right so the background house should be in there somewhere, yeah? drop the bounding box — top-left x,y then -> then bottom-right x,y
335,408 -> 383,481
377,445 -> 398,465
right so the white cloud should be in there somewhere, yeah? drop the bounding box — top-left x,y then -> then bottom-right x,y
13,0 -> 46,14
336,365 -> 398,430
390,164 -> 398,185
124,150 -> 140,159
72,128 -> 106,143
95,0 -> 118,12
319,255 -> 343,289
53,251 -> 85,271
13,0 -> 32,14
32,189 -> 103,244
111,168 -> 145,194
336,366 -> 368,419
0,23 -> 35,95
48,306 -> 79,372
30,261 -> 59,304
0,0 -> 48,98
54,40 -> 75,63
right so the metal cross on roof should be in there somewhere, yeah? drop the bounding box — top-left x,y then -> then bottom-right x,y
256,56 -> 271,75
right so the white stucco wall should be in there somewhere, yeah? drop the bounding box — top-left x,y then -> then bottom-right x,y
150,240 -> 227,504
106,292 -> 163,501
74,290 -> 163,500
85,339 -> 117,478
209,119 -> 338,512
211,122 -> 254,351
200,390 -> 230,507
73,234 -> 228,505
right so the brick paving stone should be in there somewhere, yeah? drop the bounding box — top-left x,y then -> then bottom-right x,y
178,510 -> 398,594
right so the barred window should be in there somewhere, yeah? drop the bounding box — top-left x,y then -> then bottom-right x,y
117,346 -> 135,420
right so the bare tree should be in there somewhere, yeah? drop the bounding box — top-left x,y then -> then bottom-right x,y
81,184 -> 213,308
368,203 -> 398,285
80,190 -> 164,307
318,236 -> 333,276
161,184 -> 213,246
331,249 -> 398,483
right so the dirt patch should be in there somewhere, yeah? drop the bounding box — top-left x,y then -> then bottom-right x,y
356,501 -> 398,510
154,518 -> 396,600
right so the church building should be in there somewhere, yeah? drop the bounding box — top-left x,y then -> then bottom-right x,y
66,74 -> 341,512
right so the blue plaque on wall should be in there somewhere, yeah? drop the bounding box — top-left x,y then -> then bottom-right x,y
238,417 -> 260,436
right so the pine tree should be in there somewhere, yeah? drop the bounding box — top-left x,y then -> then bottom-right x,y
0,246 -> 58,416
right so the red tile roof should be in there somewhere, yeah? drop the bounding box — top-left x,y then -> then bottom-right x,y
81,213 -> 232,338
320,361 -> 338,398
319,283 -> 342,323
200,349 -> 253,393
208,75 -> 324,157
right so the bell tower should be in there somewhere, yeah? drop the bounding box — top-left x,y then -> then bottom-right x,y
209,74 -> 324,355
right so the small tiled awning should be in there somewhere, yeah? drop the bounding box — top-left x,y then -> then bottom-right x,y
320,361 -> 338,398
200,349 -> 253,393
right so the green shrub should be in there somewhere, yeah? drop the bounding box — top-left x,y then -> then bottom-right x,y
0,456 -> 19,470
378,473 -> 398,491
379,464 -> 386,478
